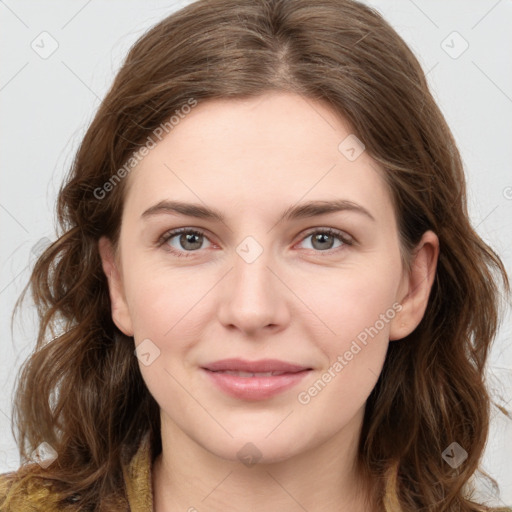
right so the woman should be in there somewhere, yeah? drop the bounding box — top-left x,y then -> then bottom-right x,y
1,0 -> 510,510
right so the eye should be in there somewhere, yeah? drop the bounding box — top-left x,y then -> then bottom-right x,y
158,228 -> 211,257
296,228 -> 353,253
157,227 -> 353,258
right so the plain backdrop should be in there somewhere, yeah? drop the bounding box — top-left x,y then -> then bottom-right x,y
1,0 -> 511,506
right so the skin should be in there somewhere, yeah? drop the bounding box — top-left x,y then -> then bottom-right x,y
99,91 -> 439,512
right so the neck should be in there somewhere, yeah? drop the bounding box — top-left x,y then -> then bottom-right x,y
152,408 -> 377,512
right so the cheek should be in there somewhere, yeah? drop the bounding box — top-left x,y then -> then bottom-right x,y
297,259 -> 401,399
305,260 -> 401,340
123,260 -> 210,339
126,270 -> 210,399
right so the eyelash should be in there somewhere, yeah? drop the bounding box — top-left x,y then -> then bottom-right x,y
157,227 -> 354,259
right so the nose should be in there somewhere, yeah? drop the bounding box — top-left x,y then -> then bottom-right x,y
216,242 -> 290,337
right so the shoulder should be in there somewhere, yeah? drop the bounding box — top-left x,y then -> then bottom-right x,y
0,471 -> 18,506
0,468 -> 62,512
0,470 -> 26,511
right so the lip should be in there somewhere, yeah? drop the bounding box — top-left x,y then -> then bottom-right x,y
202,358 -> 311,373
201,359 -> 312,401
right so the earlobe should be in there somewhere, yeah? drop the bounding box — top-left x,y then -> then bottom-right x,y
389,230 -> 439,341
98,236 -> 134,337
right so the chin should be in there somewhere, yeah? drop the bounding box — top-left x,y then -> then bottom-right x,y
199,432 -> 309,466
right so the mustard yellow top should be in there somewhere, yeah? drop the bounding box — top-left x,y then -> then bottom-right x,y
120,431 -> 154,511
0,432 -> 154,511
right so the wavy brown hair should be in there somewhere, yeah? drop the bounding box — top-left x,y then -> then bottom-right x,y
2,0 -> 510,510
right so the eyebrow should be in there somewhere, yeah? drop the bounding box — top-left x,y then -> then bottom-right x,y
141,199 -> 376,223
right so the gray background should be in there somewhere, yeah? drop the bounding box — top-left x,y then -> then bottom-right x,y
1,0 -> 511,506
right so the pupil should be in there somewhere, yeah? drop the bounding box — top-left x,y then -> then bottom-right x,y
183,233 -> 201,249
314,233 -> 332,250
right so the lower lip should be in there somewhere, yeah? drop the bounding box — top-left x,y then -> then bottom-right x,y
202,369 -> 311,401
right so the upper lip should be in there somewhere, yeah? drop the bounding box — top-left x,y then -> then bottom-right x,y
202,358 -> 311,373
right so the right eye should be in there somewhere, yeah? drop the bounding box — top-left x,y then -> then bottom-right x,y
158,228 -> 213,258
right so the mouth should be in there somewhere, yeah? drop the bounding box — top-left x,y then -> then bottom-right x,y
206,370 -> 299,377
200,359 -> 313,400
202,358 -> 312,374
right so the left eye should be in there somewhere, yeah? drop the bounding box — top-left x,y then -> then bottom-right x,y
298,228 -> 352,252
158,228 -> 352,258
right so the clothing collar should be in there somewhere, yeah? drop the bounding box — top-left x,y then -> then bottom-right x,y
121,432 -> 154,511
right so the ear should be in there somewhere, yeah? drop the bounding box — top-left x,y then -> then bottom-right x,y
98,236 -> 134,337
389,230 -> 439,341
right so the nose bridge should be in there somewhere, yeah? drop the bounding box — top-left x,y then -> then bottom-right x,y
217,233 -> 286,332
231,233 -> 274,302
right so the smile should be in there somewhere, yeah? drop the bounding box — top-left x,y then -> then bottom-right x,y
202,368 -> 312,400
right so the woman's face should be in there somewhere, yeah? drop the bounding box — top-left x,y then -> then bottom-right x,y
100,91 -> 436,464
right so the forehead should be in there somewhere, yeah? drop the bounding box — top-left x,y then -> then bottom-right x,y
122,92 -> 394,224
